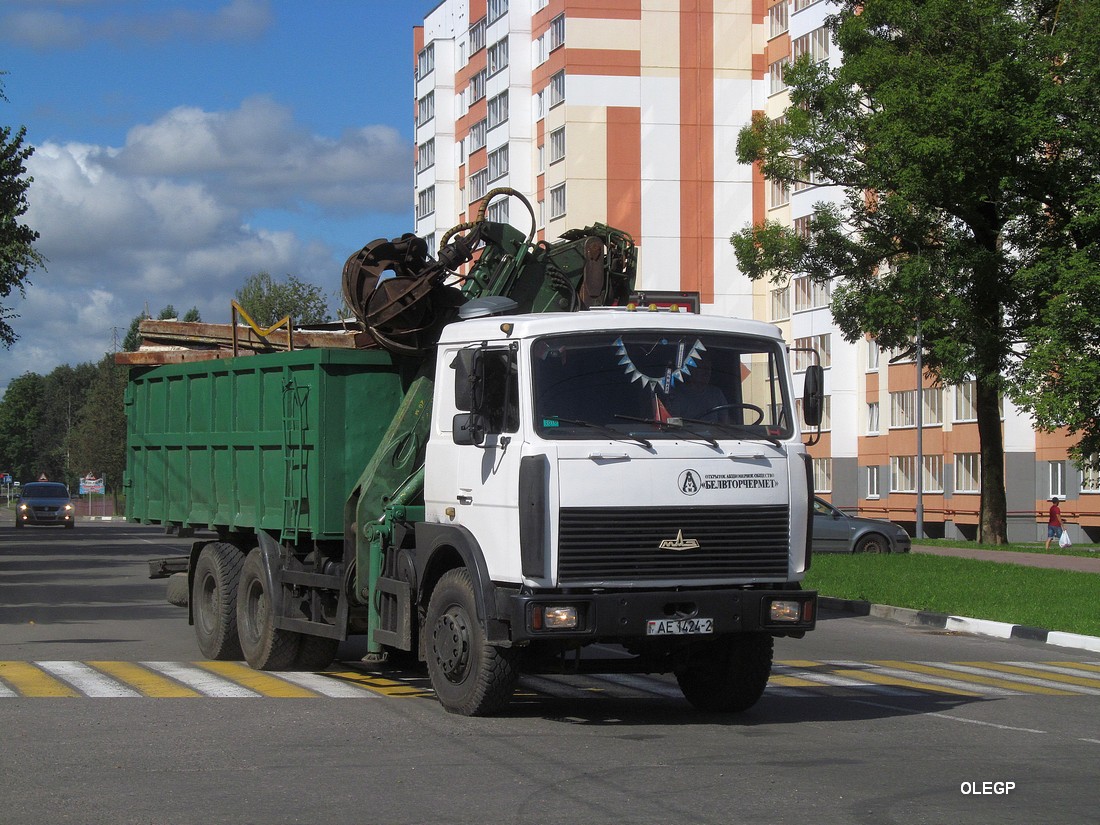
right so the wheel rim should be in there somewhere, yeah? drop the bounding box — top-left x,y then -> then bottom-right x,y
242,579 -> 266,646
433,605 -> 472,683
197,573 -> 217,634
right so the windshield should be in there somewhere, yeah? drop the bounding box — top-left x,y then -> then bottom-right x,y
532,330 -> 793,441
22,483 -> 69,499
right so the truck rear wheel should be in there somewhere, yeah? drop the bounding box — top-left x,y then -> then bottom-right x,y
425,568 -> 518,716
675,632 -> 773,713
237,548 -> 300,670
192,542 -> 245,660
292,636 -> 340,671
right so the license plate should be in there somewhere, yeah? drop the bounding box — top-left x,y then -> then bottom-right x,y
646,618 -> 714,636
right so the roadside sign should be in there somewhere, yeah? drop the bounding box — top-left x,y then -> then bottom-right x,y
80,475 -> 105,495
1,473 -> 11,485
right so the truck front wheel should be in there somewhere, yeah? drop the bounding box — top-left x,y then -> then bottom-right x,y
192,542 -> 245,660
237,548 -> 300,670
675,632 -> 773,713
425,568 -> 518,716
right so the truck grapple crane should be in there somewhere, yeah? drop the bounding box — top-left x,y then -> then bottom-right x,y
125,190 -> 821,715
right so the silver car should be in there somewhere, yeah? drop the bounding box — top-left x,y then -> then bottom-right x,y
812,497 -> 910,554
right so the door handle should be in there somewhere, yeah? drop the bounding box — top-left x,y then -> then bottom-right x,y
456,495 -> 473,505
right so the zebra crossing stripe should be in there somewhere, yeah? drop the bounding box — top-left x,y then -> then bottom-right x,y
141,662 -> 261,697
88,661 -> 201,698
195,662 -> 319,698
275,670 -> 383,698
35,661 -> 142,697
0,662 -> 80,697
829,667 -> 985,697
878,661 -> 1077,695
938,662 -> 1100,695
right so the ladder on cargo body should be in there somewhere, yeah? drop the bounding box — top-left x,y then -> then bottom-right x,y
281,377 -> 309,543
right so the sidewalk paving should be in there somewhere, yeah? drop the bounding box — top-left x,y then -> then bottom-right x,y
911,542 -> 1100,574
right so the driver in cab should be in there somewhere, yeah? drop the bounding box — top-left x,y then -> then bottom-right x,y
664,358 -> 729,422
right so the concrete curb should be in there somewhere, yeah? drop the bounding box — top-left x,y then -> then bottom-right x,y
819,596 -> 1100,654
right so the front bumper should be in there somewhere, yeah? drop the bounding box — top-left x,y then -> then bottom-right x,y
506,586 -> 816,643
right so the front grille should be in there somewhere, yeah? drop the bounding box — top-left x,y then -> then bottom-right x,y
557,505 -> 790,583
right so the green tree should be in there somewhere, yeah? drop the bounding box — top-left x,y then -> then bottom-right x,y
0,371 -> 43,482
122,304 -> 201,351
0,74 -> 44,347
731,0 -> 1097,543
68,355 -> 128,497
235,271 -> 331,327
38,362 -> 98,484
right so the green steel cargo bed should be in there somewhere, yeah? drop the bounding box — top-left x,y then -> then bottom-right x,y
124,348 -> 410,542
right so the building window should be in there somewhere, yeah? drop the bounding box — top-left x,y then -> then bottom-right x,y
813,458 -> 832,494
792,333 -> 830,371
867,465 -> 880,499
549,126 -> 566,163
867,339 -> 880,371
485,198 -> 509,224
487,38 -> 509,76
890,390 -> 916,428
487,91 -> 509,129
769,177 -> 790,208
550,183 -> 566,219
922,387 -> 943,426
468,119 -> 487,153
470,69 -> 486,104
470,17 -> 486,54
923,455 -> 945,493
487,145 -> 509,181
769,285 -> 790,321
549,13 -> 565,50
793,275 -> 830,312
1081,457 -> 1100,493
416,91 -> 434,126
1049,461 -> 1066,500
792,215 -> 811,239
549,70 -> 566,108
769,2 -> 789,38
890,456 -> 917,493
470,168 -> 488,202
769,57 -> 789,95
867,401 -> 880,435
792,26 -> 830,64
954,381 -> 978,421
416,43 -> 435,80
487,0 -> 508,24
416,139 -> 435,174
416,186 -> 435,219
794,0 -> 822,11
954,453 -> 981,493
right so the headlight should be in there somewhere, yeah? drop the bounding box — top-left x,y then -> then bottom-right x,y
769,599 -> 806,623
64,503 -> 73,511
18,503 -> 27,512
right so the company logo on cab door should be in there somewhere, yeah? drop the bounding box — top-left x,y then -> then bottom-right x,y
678,468 -> 779,495
678,470 -> 702,495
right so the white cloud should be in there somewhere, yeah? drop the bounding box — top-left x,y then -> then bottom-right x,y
0,0 -> 272,50
1,97 -> 413,395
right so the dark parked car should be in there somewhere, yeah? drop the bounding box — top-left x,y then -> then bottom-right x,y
812,497 -> 909,554
15,482 -> 75,529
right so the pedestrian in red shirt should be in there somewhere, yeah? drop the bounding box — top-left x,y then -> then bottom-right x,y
1044,496 -> 1062,551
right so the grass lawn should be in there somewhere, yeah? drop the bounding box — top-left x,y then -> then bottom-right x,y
806,552 -> 1100,638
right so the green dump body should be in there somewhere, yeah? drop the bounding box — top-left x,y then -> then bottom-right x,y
124,348 -> 409,542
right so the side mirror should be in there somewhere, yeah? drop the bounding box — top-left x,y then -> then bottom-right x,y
452,413 -> 487,446
802,364 -> 824,427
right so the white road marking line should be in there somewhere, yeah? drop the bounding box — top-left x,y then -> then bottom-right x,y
141,662 -> 260,697
275,671 -> 381,698
36,661 -> 141,697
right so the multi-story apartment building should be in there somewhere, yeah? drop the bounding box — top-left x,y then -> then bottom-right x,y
413,0 -> 1098,543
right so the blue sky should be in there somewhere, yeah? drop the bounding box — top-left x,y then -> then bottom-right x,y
0,0 -> 435,394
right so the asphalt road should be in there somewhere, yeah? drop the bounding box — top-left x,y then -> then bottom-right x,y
1,521 -> 1097,825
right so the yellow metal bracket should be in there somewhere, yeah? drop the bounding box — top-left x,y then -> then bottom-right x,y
231,300 -> 294,356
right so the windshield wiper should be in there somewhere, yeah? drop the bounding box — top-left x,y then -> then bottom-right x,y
547,417 -> 653,449
613,414 -> 720,450
679,417 -> 783,447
